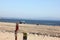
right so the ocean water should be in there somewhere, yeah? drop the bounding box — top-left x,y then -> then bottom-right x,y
0,18 -> 60,26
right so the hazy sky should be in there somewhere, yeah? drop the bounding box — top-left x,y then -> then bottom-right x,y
0,0 -> 60,20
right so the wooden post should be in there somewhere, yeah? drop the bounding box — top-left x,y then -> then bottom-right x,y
15,22 -> 19,40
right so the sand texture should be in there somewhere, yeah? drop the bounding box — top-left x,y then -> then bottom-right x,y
0,22 -> 60,40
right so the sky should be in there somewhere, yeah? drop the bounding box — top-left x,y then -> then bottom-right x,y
0,0 -> 60,20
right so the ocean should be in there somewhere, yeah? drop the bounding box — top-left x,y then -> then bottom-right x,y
0,18 -> 60,26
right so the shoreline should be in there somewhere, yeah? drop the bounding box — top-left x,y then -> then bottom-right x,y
0,21 -> 60,26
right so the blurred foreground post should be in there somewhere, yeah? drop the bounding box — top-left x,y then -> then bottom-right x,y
15,22 -> 19,40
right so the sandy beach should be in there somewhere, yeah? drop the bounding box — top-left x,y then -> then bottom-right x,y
0,22 -> 60,40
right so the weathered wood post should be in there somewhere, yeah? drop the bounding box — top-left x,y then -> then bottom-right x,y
15,22 -> 19,40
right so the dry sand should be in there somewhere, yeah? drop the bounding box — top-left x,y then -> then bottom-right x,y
0,31 -> 23,40
0,22 -> 60,40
